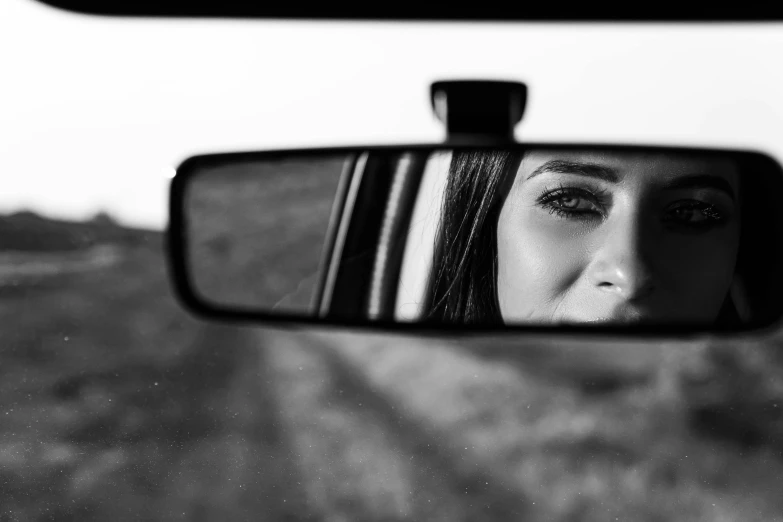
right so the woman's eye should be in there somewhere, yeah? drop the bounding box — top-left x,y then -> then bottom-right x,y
538,188 -> 604,220
552,196 -> 597,211
664,201 -> 726,229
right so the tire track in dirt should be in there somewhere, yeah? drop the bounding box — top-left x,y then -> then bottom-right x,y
300,330 -> 783,521
0,245 -> 122,288
261,328 -> 533,522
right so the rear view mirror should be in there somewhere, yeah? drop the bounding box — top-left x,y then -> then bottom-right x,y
168,144 -> 783,334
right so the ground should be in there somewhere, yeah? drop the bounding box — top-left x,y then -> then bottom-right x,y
2,209 -> 783,521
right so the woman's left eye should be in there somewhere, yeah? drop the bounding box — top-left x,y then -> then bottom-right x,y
663,201 -> 726,229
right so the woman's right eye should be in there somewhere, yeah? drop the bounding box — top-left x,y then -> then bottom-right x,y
537,187 -> 605,220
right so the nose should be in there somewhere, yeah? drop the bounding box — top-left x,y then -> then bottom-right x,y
586,213 -> 657,301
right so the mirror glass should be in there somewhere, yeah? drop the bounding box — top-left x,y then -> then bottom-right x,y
183,153 -> 350,312
177,146 -> 783,330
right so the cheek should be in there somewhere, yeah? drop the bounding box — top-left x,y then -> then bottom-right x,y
659,226 -> 740,308
496,206 -> 589,320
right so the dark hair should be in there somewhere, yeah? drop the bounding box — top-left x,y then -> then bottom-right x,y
423,148 -> 783,328
423,150 -> 521,324
732,153 -> 783,327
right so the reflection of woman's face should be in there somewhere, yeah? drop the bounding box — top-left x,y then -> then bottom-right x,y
496,150 -> 741,324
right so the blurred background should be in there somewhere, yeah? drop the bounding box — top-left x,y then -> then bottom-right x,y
4,1 -> 783,520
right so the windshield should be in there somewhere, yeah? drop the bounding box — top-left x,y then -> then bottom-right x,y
3,1 -> 783,519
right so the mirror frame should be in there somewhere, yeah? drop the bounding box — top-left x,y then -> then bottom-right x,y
168,142 -> 783,339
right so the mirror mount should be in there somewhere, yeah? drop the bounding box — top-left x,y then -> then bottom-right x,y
431,80 -> 527,145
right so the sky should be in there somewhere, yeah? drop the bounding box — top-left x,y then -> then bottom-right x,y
2,1 -> 783,229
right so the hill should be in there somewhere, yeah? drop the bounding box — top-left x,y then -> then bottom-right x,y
0,210 -> 159,252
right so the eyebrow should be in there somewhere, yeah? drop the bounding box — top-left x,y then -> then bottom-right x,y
526,160 -> 620,183
526,160 -> 737,201
662,175 -> 736,202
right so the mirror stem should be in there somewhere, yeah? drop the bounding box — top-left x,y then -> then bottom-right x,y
430,80 -> 527,145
